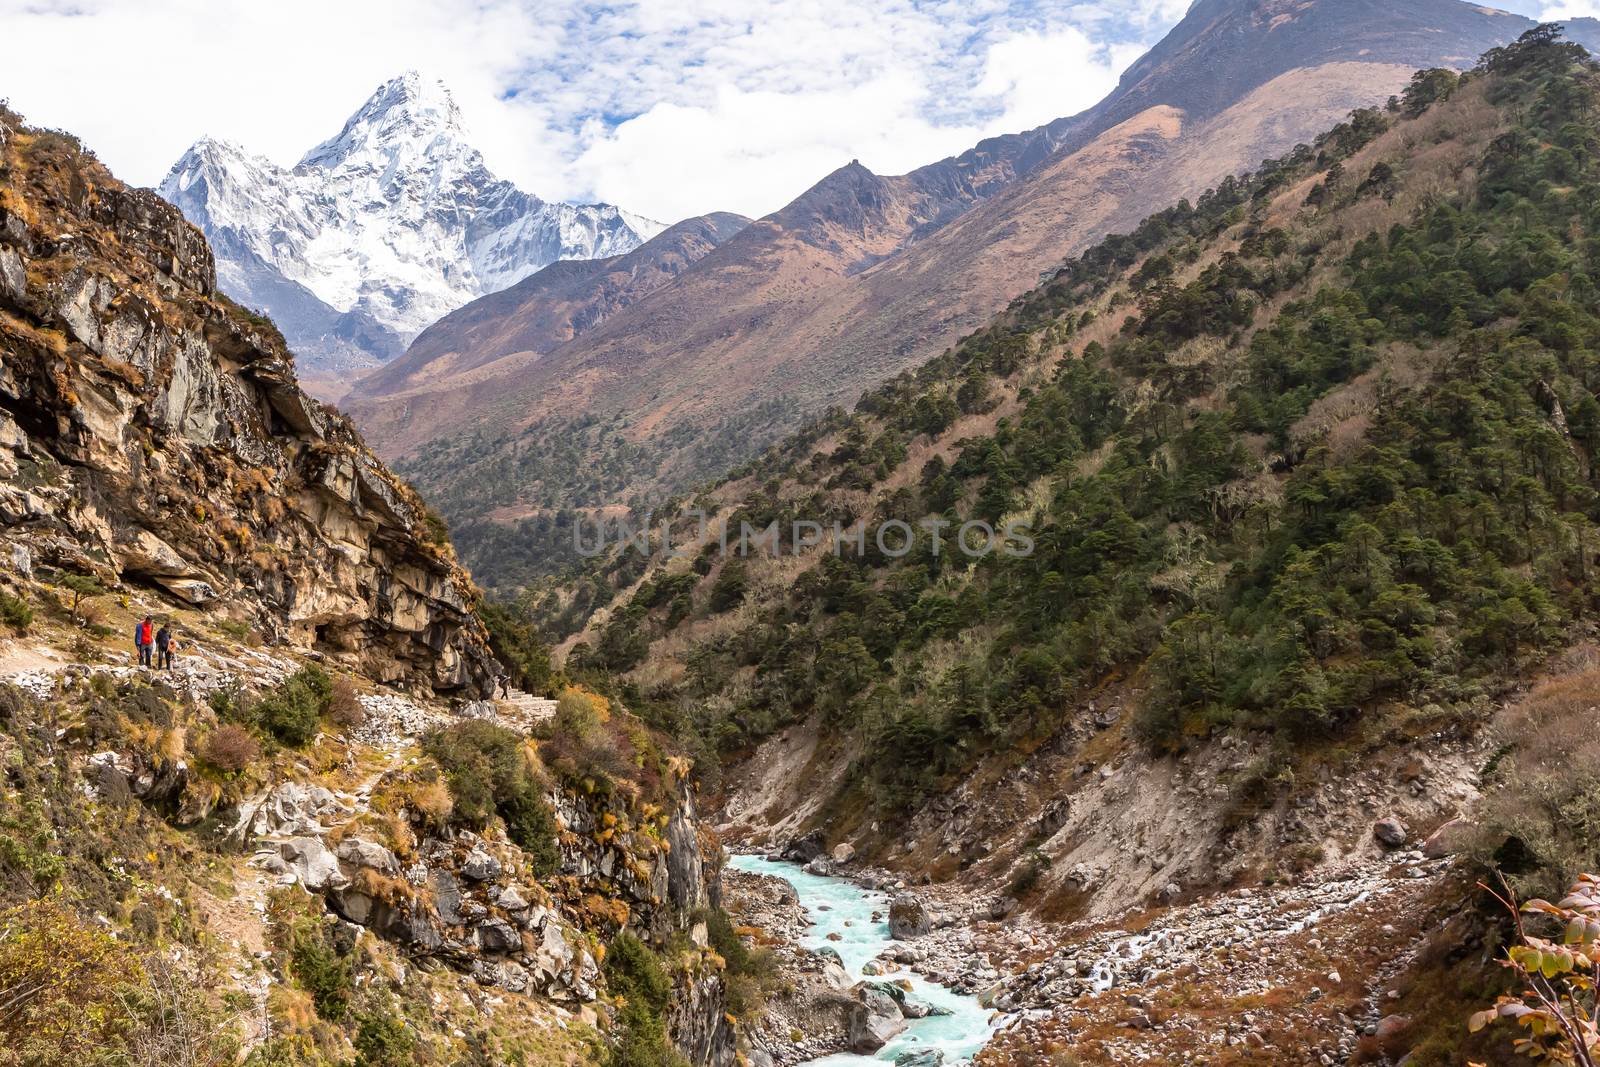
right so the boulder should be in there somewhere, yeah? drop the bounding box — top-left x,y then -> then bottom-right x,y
330,887 -> 376,926
175,777 -> 221,826
988,896 -> 1018,920
847,988 -> 906,1053
782,830 -> 826,863
337,836 -> 399,875
1422,818 -> 1472,859
895,1051 -> 946,1067
529,921 -> 576,984
1373,818 -> 1409,849
474,917 -> 521,954
459,699 -> 498,721
430,869 -> 464,925
496,883 -> 531,911
461,847 -> 502,882
821,959 -> 854,990
889,893 -> 931,939
1376,1014 -> 1413,1043
242,781 -> 350,839
832,842 -> 857,865
279,837 -> 348,891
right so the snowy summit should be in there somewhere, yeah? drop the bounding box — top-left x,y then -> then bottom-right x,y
158,72 -> 663,389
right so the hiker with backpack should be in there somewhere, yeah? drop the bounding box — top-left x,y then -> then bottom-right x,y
134,615 -> 154,668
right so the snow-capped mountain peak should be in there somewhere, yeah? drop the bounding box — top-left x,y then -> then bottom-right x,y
158,73 -> 663,392
299,71 -> 470,174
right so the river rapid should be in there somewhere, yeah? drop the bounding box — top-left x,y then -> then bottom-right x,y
728,854 -> 998,1066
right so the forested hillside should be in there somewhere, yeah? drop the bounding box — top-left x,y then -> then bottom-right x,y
353,0 -> 1580,595
540,26 -> 1600,891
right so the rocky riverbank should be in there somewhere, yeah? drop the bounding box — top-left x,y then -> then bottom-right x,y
725,831 -> 1468,1066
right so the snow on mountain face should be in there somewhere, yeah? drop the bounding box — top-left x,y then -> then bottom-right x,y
158,72 -> 663,388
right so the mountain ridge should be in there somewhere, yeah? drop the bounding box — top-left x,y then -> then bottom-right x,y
349,0 -> 1582,591
158,72 -> 663,397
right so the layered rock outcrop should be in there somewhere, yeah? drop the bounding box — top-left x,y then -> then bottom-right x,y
0,111 -> 493,694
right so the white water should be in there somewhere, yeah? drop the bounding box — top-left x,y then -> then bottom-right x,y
730,854 -> 999,1065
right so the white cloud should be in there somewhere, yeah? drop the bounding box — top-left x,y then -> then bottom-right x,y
973,27 -> 1147,136
1540,0 -> 1600,16
0,0 -> 1189,222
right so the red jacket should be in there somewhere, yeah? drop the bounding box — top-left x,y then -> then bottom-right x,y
135,621 -> 153,646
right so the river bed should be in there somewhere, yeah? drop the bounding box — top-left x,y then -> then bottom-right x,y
729,854 -> 998,1066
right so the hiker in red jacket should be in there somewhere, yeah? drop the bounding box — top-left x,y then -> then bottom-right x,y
134,615 -> 154,668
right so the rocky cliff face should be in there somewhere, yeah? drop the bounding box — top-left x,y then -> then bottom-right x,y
0,108 -> 494,695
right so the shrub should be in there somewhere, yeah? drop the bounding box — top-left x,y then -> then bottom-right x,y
200,723 -> 261,775
0,591 -> 31,633
289,924 -> 352,1021
254,665 -> 338,747
1007,851 -> 1052,898
0,895 -> 235,1062
499,786 -> 561,876
603,932 -> 671,1014
0,796 -> 66,888
1469,873 -> 1600,1066
354,1010 -> 416,1067
553,686 -> 606,742
1475,670 -> 1600,899
256,682 -> 321,747
602,934 -> 685,1067
0,899 -> 141,1063
423,721 -> 525,827
423,721 -> 560,873
705,908 -> 775,1017
327,675 -> 365,731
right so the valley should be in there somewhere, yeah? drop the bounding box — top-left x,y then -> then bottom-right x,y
343,0 -> 1600,593
3,4 -> 1600,1067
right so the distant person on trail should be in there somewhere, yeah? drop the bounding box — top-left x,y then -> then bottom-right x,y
156,623 -> 174,671
134,615 -> 154,668
495,671 -> 510,698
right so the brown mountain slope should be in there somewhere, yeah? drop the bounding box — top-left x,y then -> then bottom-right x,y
350,0 -> 1592,587
356,210 -> 750,400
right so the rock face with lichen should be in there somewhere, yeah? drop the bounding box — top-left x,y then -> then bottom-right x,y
0,109 -> 493,695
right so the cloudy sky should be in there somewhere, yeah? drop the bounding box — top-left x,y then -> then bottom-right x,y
0,0 -> 1587,223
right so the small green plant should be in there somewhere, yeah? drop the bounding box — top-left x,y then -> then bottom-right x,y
0,797 -> 66,888
1470,873 -> 1600,1066
216,618 -> 252,641
0,591 -> 32,632
1007,850 -> 1052,898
